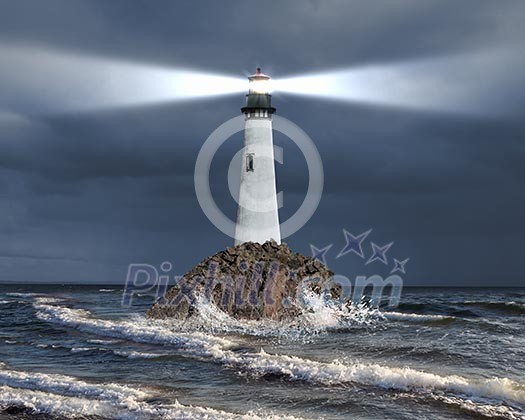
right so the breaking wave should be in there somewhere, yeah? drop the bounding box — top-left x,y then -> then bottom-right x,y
0,366 -> 301,419
34,297 -> 236,354
5,292 -> 39,298
430,394 -> 525,420
0,368 -> 147,401
113,350 -> 171,359
383,311 -> 456,323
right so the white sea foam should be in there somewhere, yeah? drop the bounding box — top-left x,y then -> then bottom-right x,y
70,346 -> 98,353
231,350 -> 525,406
0,385 -> 295,419
33,298 -> 525,410
113,350 -> 170,359
383,311 -> 455,322
431,394 -> 525,419
0,368 -> 148,402
34,297 -> 237,356
87,338 -> 123,345
5,292 -> 37,297
0,368 -> 302,419
36,296 -> 69,304
0,385 -> 127,419
99,289 -> 116,292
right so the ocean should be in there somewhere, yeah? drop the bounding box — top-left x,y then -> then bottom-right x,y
0,284 -> 523,419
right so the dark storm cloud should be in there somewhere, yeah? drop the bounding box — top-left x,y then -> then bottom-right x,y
0,0 -> 524,285
1,1 -> 524,71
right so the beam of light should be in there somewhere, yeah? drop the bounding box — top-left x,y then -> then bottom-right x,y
273,50 -> 525,115
0,43 -> 246,114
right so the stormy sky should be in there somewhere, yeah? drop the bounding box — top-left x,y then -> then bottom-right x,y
0,0 -> 524,286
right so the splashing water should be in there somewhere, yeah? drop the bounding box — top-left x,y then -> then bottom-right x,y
169,290 -> 384,341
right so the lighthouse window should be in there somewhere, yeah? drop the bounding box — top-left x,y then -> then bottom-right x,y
246,154 -> 254,172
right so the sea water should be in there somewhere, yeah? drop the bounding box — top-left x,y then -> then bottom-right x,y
0,284 -> 524,419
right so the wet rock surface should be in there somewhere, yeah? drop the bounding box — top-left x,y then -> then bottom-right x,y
146,240 -> 333,320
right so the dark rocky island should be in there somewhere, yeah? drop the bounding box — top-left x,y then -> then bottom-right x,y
147,240 -> 333,320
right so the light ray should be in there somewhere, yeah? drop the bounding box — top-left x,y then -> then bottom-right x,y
0,43 -> 246,114
273,50 -> 524,115
1,44 -> 521,116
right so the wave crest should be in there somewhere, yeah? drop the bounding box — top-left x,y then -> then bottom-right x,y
0,366 -> 301,419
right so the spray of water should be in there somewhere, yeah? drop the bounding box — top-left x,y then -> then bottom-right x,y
169,290 -> 384,342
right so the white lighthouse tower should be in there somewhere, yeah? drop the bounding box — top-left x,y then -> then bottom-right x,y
234,68 -> 281,245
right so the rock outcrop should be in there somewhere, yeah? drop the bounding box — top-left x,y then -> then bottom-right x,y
146,240 -> 333,320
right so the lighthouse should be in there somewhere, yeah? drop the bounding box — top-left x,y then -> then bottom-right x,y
234,68 -> 281,245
